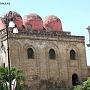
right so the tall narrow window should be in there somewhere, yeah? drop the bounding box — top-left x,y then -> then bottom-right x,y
49,49 -> 56,59
70,49 -> 76,60
27,48 -> 34,59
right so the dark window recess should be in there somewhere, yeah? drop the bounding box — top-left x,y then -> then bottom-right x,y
49,49 -> 56,59
70,50 -> 76,60
27,48 -> 34,59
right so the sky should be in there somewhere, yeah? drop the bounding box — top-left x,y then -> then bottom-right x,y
0,0 -> 90,65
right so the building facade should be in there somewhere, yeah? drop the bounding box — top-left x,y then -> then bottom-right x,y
0,11 -> 87,89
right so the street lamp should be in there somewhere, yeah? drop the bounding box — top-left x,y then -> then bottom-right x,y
3,11 -> 18,90
86,26 -> 90,47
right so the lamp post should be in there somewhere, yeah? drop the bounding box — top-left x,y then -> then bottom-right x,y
86,26 -> 90,47
3,11 -> 18,90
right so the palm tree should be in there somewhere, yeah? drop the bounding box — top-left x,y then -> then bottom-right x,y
0,66 -> 25,90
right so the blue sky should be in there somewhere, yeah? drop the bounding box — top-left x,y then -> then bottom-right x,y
0,0 -> 90,65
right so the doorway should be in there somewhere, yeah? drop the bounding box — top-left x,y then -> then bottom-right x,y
72,73 -> 79,86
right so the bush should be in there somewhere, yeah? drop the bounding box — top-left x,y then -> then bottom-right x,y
73,77 -> 90,90
73,85 -> 82,90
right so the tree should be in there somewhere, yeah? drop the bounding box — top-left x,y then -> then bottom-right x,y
0,66 -> 25,90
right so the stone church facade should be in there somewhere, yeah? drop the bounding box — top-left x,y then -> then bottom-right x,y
0,11 -> 87,88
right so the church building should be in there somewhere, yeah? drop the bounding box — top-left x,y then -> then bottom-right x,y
0,11 -> 87,89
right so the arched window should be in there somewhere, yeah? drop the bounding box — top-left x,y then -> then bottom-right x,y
27,48 -> 34,59
49,49 -> 56,59
70,49 -> 76,60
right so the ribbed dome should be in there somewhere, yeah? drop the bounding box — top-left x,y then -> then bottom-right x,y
23,13 -> 43,30
43,15 -> 62,31
3,11 -> 23,28
0,17 -> 5,30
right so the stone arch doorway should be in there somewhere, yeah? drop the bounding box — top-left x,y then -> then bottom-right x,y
72,73 -> 79,85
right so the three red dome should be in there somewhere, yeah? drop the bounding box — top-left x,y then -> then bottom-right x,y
0,11 -> 62,32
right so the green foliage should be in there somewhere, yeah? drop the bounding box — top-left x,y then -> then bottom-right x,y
73,85 -> 82,90
82,77 -> 90,90
0,66 -> 25,90
73,77 -> 90,90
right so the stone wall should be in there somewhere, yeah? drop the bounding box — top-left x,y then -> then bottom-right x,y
7,32 -> 87,88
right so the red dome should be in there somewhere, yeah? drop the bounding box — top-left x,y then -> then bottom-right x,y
23,13 -> 43,30
4,11 -> 23,28
0,18 -> 5,30
43,15 -> 62,31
